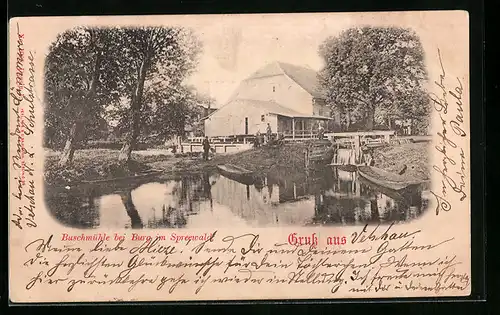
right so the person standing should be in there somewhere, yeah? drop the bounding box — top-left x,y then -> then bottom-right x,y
266,123 -> 272,144
202,136 -> 210,161
255,130 -> 261,148
317,122 -> 325,140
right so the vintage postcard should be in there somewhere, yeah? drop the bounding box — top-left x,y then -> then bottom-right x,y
8,11 -> 471,303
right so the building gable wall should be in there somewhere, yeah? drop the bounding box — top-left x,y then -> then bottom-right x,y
229,74 -> 314,115
204,101 -> 278,137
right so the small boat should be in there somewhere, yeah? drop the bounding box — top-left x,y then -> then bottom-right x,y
364,142 -> 387,148
357,166 -> 423,191
217,164 -> 253,176
217,164 -> 255,185
357,175 -> 411,203
80,169 -> 164,185
55,169 -> 164,195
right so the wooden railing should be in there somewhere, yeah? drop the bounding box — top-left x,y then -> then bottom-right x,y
181,142 -> 253,154
187,130 -> 418,145
282,130 -> 318,141
187,136 -> 255,144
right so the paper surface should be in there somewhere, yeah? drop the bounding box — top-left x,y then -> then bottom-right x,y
8,11 -> 471,302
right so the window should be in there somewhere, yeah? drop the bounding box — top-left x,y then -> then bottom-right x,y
261,114 -> 265,122
314,98 -> 326,106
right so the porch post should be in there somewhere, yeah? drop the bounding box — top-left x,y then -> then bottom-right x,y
292,118 -> 295,140
354,135 -> 360,164
384,132 -> 390,143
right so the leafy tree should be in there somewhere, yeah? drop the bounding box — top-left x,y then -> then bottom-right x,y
138,84 -> 199,143
190,91 -> 217,137
116,27 -> 201,163
110,84 -> 211,145
319,26 -> 429,132
44,27 -> 124,166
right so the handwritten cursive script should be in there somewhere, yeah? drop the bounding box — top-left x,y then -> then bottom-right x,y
429,48 -> 468,214
10,23 -> 37,230
17,226 -> 469,298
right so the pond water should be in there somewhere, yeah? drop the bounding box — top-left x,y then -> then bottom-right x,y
46,167 -> 429,229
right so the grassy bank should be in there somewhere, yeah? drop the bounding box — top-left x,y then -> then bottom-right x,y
206,141 -> 430,180
43,148 -> 225,185
44,141 -> 430,186
44,149 -> 170,186
373,142 -> 430,180
179,143 -> 308,174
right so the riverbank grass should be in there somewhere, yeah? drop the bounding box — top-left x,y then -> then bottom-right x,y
44,149 -> 154,186
373,142 -> 430,180
44,141 -> 430,186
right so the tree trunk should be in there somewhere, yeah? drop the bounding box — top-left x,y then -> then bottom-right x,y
118,59 -> 149,163
118,106 -> 141,163
345,110 -> 351,131
365,107 -> 375,131
58,51 -> 102,167
120,190 -> 143,228
370,198 -> 380,222
58,121 -> 82,167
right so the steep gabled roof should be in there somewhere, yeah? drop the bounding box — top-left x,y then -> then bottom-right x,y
245,61 -> 325,98
234,99 -> 302,117
203,99 -> 331,120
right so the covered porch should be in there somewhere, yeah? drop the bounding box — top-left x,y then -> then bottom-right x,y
277,114 -> 332,141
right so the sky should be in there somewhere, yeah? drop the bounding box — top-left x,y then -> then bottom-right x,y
185,14 -> 353,106
180,11 -> 468,107
30,11 -> 468,108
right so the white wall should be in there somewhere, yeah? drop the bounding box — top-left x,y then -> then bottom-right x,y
230,74 -> 314,115
204,101 -> 279,137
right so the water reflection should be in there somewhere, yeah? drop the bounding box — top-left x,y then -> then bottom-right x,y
46,167 -> 429,229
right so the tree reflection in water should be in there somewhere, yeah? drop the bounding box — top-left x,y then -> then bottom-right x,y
369,199 -> 380,222
122,172 -> 219,229
45,187 -> 100,228
45,166 -> 428,229
307,167 -> 425,225
202,172 -> 213,210
119,189 -> 143,229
